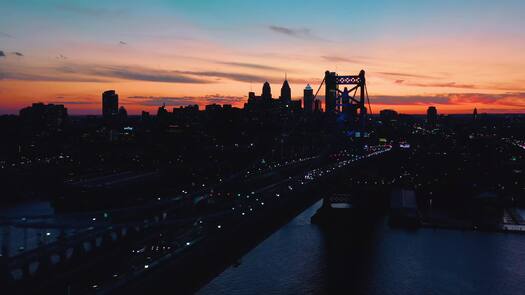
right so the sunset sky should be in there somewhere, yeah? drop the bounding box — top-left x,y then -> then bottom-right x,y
1,0 -> 525,114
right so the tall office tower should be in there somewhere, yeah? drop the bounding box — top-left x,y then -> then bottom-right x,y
262,81 -> 272,102
118,106 -> 128,122
427,106 -> 438,127
102,90 -> 119,120
280,79 -> 291,104
303,84 -> 314,113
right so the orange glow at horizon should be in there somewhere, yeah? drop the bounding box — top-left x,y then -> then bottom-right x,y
1,4 -> 525,115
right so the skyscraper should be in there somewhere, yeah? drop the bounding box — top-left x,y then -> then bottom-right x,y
280,79 -> 291,103
427,106 -> 438,127
262,82 -> 272,102
102,90 -> 119,120
118,106 -> 128,122
304,84 -> 314,113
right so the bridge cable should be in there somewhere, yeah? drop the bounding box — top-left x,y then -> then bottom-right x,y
365,83 -> 373,115
312,77 -> 326,101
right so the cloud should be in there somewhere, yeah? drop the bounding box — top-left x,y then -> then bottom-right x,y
56,54 -> 67,60
49,100 -> 97,105
56,3 -> 124,17
0,51 -> 5,58
12,52 -> 23,56
377,72 -> 476,89
119,41 -> 127,45
0,70 -> 109,82
406,81 -> 476,89
50,95 -> 97,105
372,95 -> 451,105
0,32 -> 13,38
218,62 -> 284,72
127,94 -> 245,107
173,69 -> 314,85
174,70 -> 269,83
202,94 -> 245,104
100,68 -> 204,83
447,92 -> 525,107
321,56 -> 363,63
376,71 -> 439,79
3,61 -> 310,85
269,25 -> 327,41
371,92 -> 525,107
56,64 -> 210,84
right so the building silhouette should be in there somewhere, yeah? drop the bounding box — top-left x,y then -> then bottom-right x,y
279,78 -> 291,104
102,90 -> 119,120
141,111 -> 150,121
157,104 -> 169,117
19,103 -> 68,131
303,84 -> 314,113
427,106 -> 438,127
118,106 -> 128,123
314,99 -> 322,112
205,103 -> 222,112
244,79 -> 302,112
262,82 -> 272,102
380,109 -> 399,122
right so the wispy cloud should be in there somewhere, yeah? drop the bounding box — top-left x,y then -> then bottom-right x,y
0,70 -> 108,82
376,71 -> 439,79
174,70 -> 269,83
372,92 -> 525,107
173,69 -> 313,85
321,56 -> 363,63
2,51 -> 25,57
407,81 -> 476,89
447,92 -> 525,107
127,94 -> 245,107
269,25 -> 327,41
0,32 -> 13,38
2,61 -> 289,85
373,95 -> 451,105
377,71 -> 476,89
119,41 -> 127,45
56,64 -> 210,83
49,100 -> 97,105
218,61 -> 285,72
51,95 -> 98,105
56,3 -> 125,17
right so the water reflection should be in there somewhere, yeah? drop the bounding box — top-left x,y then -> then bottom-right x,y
199,200 -> 525,295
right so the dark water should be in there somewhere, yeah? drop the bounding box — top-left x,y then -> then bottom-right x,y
198,200 -> 525,295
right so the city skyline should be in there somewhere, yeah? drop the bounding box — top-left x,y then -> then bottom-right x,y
1,0 -> 525,115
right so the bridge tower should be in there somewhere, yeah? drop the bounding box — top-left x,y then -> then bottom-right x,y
322,70 -> 370,131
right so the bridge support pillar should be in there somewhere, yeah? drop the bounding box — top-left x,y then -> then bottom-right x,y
0,256 -> 13,287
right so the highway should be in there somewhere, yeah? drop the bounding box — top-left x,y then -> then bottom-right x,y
2,144 -> 392,294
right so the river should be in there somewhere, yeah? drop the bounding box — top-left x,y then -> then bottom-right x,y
199,200 -> 525,295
